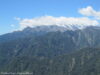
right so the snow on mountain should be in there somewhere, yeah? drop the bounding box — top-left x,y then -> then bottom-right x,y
23,24 -> 100,32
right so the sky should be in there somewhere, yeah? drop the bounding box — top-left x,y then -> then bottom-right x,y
0,0 -> 100,35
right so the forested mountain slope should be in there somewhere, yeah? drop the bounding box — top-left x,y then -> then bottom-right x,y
0,26 -> 100,75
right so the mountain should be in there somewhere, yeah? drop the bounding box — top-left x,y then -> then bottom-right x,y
0,25 -> 96,43
0,25 -> 100,75
0,25 -> 67,43
1,48 -> 100,75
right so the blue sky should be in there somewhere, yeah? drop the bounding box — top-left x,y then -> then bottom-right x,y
0,0 -> 100,35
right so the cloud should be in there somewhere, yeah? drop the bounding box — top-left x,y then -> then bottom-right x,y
14,6 -> 99,30
19,16 -> 98,29
79,6 -> 100,19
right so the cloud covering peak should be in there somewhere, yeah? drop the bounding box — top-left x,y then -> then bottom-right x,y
18,16 -> 98,29
16,6 -> 99,29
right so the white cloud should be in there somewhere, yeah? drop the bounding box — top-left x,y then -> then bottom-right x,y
13,6 -> 100,30
19,16 -> 98,29
79,6 -> 100,19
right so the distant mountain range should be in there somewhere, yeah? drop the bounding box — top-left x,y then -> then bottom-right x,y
0,25 -> 100,75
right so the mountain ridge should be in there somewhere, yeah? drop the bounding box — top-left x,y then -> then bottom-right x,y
0,25 -> 100,75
